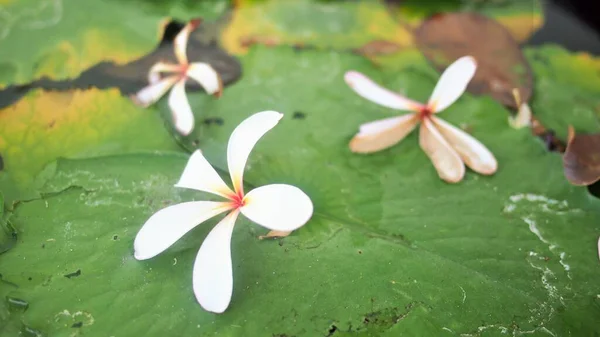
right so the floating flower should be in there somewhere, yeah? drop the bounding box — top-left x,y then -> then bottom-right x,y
132,19 -> 223,136
344,56 -> 497,183
133,111 -> 314,313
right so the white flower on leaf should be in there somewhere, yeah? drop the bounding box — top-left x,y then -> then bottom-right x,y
344,56 -> 498,183
132,19 -> 223,136
133,111 -> 314,313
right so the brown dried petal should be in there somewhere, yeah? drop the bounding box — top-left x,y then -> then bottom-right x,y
563,126 -> 600,186
258,230 -> 292,240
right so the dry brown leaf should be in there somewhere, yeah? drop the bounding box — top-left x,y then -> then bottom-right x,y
414,12 -> 532,109
563,126 -> 600,186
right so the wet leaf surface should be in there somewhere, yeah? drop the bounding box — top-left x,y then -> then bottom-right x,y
0,192 -> 17,255
563,127 -> 600,186
1,1 -> 600,336
1,45 -> 598,336
0,222 -> 17,256
415,12 -> 533,108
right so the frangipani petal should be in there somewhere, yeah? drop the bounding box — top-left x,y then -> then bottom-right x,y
131,75 -> 179,107
174,18 -> 201,65
258,230 -> 292,240
428,56 -> 477,113
148,62 -> 180,84
419,118 -> 465,183
241,184 -> 313,231
168,79 -> 195,136
193,210 -> 239,313
175,150 -> 235,198
509,89 -> 532,129
227,111 -> 283,195
508,103 -> 532,129
187,62 -> 223,97
350,114 -> 419,153
134,201 -> 232,260
344,71 -> 423,111
431,116 -> 497,175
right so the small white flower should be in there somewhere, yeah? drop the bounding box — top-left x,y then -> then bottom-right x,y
345,56 -> 497,183
133,111 -> 314,313
132,19 -> 223,136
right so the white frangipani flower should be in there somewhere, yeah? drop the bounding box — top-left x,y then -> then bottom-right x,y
133,111 -> 314,313
345,56 -> 497,183
132,19 -> 223,136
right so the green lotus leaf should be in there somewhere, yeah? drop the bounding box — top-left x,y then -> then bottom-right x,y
0,88 -> 180,207
221,0 -> 543,55
526,45 -> 600,139
1,45 -> 599,336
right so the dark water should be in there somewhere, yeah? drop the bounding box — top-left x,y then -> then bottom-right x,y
528,0 -> 600,54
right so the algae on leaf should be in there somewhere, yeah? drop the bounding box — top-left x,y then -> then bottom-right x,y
1,46 -> 599,336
